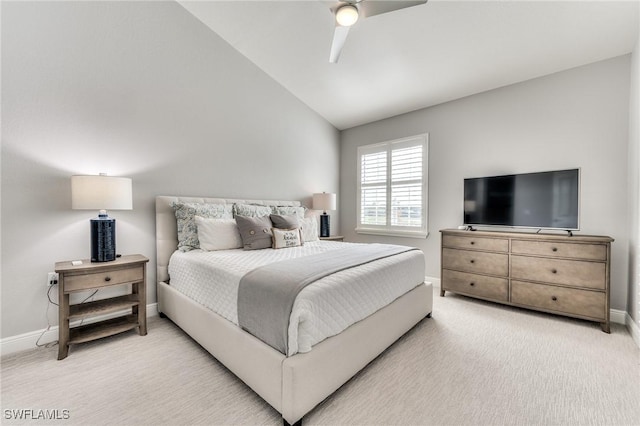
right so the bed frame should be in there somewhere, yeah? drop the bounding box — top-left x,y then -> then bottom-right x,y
155,196 -> 433,425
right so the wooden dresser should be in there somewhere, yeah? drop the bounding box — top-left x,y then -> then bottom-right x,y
440,229 -> 613,332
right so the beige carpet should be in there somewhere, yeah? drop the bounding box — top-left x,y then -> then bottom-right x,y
2,288 -> 639,425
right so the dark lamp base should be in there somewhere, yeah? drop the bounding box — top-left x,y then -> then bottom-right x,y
320,214 -> 330,238
90,218 -> 116,262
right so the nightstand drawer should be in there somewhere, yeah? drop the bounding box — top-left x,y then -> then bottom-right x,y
511,280 -> 605,320
511,240 -> 607,261
64,265 -> 144,292
511,255 -> 605,289
442,269 -> 508,302
442,235 -> 509,252
442,248 -> 509,276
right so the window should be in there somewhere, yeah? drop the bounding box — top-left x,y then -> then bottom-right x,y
356,134 -> 428,238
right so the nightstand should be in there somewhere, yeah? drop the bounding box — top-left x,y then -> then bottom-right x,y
55,254 -> 149,360
320,235 -> 344,242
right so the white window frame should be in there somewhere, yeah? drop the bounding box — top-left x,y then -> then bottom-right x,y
356,133 -> 429,238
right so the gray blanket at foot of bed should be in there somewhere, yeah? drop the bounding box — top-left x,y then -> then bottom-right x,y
237,243 -> 418,354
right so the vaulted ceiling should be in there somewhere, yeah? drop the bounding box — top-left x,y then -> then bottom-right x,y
179,1 -> 639,130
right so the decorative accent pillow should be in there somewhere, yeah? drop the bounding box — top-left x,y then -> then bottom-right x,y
272,206 -> 306,219
233,203 -> 273,218
194,217 -> 242,251
172,202 -> 233,251
270,214 -> 300,229
235,215 -> 273,250
272,228 -> 303,249
300,217 -> 319,242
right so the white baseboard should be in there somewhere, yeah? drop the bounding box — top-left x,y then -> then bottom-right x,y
426,276 -> 440,288
5,298 -> 637,356
626,312 -> 640,349
1,303 -> 158,357
610,309 -> 627,325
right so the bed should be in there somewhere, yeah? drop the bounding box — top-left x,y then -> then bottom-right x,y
156,196 -> 433,425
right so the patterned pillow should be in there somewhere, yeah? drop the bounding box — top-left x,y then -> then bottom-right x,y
273,206 -> 306,219
235,215 -> 273,250
233,203 -> 273,218
300,217 -> 319,242
172,202 -> 233,251
272,228 -> 303,249
270,214 -> 300,229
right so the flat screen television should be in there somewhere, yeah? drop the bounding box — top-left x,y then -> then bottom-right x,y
463,169 -> 580,231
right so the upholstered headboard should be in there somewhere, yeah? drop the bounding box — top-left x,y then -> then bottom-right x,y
155,196 -> 302,284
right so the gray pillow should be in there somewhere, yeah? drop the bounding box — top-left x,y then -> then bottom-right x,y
236,215 -> 273,250
270,214 -> 300,229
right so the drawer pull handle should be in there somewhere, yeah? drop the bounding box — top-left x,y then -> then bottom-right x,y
104,276 -> 111,282
551,269 -> 557,274
552,247 -> 558,252
551,296 -> 557,301
469,282 -> 475,287
470,260 -> 475,264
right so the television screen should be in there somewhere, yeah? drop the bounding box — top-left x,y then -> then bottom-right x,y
464,169 -> 579,230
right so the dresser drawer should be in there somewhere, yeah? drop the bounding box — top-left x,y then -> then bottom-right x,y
442,248 -> 509,276
64,265 -> 144,292
511,255 -> 605,290
442,269 -> 508,302
512,240 -> 607,261
442,235 -> 509,252
511,280 -> 605,320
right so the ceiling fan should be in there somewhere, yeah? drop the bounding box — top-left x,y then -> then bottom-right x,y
327,0 -> 428,63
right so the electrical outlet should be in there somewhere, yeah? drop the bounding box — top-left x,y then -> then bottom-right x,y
47,272 -> 59,287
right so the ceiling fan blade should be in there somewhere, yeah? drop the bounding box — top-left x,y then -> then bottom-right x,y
359,0 -> 427,18
329,25 -> 350,63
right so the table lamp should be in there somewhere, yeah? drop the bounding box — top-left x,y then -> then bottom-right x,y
71,174 -> 132,262
313,192 -> 336,238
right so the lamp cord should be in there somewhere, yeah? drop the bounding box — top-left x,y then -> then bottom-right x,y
35,286 -> 99,348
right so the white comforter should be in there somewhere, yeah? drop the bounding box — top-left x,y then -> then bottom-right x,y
168,241 -> 425,356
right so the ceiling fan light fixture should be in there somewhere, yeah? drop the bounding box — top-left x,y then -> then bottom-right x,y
336,5 -> 359,27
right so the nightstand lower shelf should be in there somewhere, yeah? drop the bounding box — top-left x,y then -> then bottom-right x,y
69,294 -> 140,320
69,315 -> 139,344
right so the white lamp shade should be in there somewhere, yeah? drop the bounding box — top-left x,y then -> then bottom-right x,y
71,175 -> 133,210
313,193 -> 337,211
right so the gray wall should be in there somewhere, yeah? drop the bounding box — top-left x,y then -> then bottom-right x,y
628,28 -> 639,328
1,1 -> 339,338
340,56 -> 632,312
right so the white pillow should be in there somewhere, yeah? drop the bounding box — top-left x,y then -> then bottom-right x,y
272,227 -> 303,249
195,216 -> 243,251
300,217 -> 318,242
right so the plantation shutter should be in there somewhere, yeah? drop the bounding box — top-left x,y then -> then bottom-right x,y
391,144 -> 423,227
360,150 -> 387,225
356,134 -> 428,238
